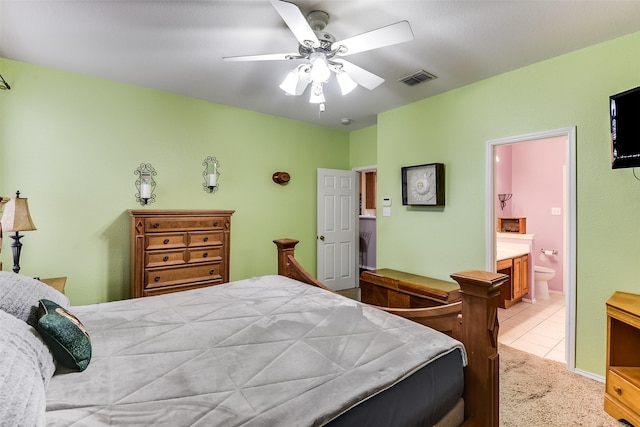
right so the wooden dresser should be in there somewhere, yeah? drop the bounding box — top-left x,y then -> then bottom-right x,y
604,291 -> 640,426
129,210 -> 234,298
360,268 -> 461,308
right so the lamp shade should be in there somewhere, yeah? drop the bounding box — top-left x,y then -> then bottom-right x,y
336,71 -> 357,95
0,196 -> 37,232
279,65 -> 310,96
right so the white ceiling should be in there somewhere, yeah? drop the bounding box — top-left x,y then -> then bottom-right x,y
2,1 -> 640,131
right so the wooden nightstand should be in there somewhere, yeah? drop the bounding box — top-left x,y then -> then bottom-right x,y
604,291 -> 640,426
39,277 -> 67,294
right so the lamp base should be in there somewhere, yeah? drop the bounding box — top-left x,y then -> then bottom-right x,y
9,231 -> 24,274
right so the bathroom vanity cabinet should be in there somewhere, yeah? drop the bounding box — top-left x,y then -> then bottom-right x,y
604,292 -> 640,426
496,254 -> 529,309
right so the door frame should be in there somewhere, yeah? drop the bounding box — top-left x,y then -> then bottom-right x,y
354,165 -> 377,283
485,126 -> 577,371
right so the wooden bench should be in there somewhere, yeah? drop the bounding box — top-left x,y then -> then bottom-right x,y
360,268 -> 461,308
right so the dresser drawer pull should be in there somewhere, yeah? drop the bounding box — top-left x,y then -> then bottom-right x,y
163,239 -> 170,244
203,237 -> 209,242
154,276 -> 161,282
614,385 -> 622,395
153,223 -> 160,228
209,269 -> 215,275
203,253 -> 208,258
213,221 -> 219,227
163,256 -> 169,262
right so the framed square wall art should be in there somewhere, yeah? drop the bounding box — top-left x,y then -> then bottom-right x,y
401,163 -> 445,206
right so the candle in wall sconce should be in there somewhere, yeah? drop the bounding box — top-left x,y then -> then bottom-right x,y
207,173 -> 217,188
140,178 -> 151,199
134,163 -> 157,205
203,156 -> 220,193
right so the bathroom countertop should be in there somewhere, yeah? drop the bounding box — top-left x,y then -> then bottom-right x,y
496,248 -> 530,261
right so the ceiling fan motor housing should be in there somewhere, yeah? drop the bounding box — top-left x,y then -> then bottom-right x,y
307,10 -> 329,31
299,34 -> 335,57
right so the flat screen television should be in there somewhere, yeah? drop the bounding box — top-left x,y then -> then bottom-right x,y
611,85 -> 640,169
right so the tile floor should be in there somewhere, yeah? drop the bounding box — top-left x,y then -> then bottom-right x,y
498,292 -> 566,363
338,286 -> 567,363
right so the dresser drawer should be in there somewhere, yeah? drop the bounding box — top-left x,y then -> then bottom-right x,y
146,233 -> 187,250
607,369 -> 640,411
145,263 -> 223,289
188,246 -> 224,264
144,217 -> 227,232
145,249 -> 187,268
143,280 -> 222,297
188,231 -> 224,247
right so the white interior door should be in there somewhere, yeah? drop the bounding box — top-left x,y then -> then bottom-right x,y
317,168 -> 357,291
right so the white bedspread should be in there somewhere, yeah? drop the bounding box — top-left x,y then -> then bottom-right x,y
46,275 -> 465,426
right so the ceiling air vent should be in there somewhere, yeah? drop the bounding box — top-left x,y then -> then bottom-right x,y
399,70 -> 437,86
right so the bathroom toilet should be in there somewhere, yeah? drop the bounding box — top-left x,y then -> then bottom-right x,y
534,265 -> 555,300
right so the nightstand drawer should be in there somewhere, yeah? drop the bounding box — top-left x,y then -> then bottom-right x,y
188,231 -> 224,247
145,263 -> 223,289
145,217 -> 227,232
607,368 -> 640,411
145,250 -> 187,267
146,233 -> 187,250
188,247 -> 223,264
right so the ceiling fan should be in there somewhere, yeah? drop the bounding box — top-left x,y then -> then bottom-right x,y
222,0 -> 414,112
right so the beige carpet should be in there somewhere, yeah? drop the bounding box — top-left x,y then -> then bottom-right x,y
335,288 -> 630,426
500,344 -> 628,426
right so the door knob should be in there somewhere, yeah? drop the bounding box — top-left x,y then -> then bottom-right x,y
319,235 -> 325,241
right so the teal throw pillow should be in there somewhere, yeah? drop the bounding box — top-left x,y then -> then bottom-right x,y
36,299 -> 92,371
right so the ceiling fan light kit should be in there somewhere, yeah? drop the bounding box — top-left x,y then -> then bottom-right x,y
223,0 -> 414,114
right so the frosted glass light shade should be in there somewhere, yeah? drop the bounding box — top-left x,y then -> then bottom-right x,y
309,53 -> 331,83
279,65 -> 310,96
336,71 -> 357,95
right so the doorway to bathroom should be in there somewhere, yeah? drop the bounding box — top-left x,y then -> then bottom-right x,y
486,127 -> 576,371
355,166 -> 377,276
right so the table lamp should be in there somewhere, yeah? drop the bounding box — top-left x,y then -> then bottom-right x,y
0,191 -> 37,273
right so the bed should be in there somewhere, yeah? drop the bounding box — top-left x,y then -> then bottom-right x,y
0,238 -> 505,426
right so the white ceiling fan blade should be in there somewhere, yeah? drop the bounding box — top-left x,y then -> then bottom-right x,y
270,0 -> 320,48
332,21 -> 414,56
334,59 -> 384,90
222,53 -> 302,62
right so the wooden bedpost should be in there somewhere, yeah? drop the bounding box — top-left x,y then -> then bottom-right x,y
274,239 -> 335,291
274,238 -> 299,277
451,270 -> 507,427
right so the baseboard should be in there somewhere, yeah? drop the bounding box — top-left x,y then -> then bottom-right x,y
572,367 -> 605,383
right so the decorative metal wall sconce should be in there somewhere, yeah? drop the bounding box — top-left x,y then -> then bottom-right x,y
0,74 -> 10,90
134,163 -> 157,205
202,156 -> 220,193
498,193 -> 512,211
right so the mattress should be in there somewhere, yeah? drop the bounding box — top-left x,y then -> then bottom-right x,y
45,275 -> 466,426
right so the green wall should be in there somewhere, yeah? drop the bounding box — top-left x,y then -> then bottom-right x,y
0,58 -> 348,305
376,31 -> 640,376
348,125 -> 377,168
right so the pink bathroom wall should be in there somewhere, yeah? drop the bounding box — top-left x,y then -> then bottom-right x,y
496,145 -> 513,217
511,136 -> 565,292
